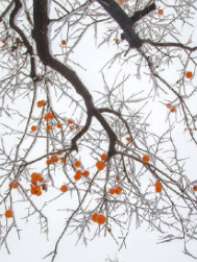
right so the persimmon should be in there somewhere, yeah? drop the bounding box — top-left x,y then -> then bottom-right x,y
51,155 -> 59,163
31,172 -> 44,184
100,153 -> 108,162
96,161 -> 106,171
142,154 -> 150,165
74,160 -> 81,168
91,212 -> 98,222
37,100 -> 46,108
46,124 -> 53,132
165,103 -> 176,113
9,180 -> 19,189
31,125 -> 37,132
44,112 -> 55,121
60,40 -> 67,48
46,155 -> 59,165
158,8 -> 164,16
60,185 -> 68,193
61,158 -> 67,164
170,106 -> 176,113
82,170 -> 90,177
67,118 -> 75,126
155,180 -> 163,193
31,184 -> 42,196
109,186 -> 123,195
114,186 -> 123,194
109,188 -> 116,195
193,185 -> 197,192
97,214 -> 106,225
91,213 -> 106,224
5,209 -> 14,218
185,71 -> 193,79
74,171 -> 82,181
56,122 -> 63,129
46,158 -> 53,165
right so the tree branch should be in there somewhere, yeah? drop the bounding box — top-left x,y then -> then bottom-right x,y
32,0 -> 117,156
9,0 -> 36,78
96,0 -> 142,48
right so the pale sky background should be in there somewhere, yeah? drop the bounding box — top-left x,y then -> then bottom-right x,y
0,1 -> 197,262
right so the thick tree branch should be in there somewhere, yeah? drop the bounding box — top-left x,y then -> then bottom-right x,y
130,2 -> 156,24
96,1 -> 156,47
96,0 -> 142,48
32,0 -> 117,156
9,0 -> 36,78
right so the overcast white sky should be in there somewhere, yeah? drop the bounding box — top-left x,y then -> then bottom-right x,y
0,1 -> 197,262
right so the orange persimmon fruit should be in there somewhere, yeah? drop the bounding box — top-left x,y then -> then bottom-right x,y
165,103 -> 176,113
60,40 -> 67,48
61,158 -> 67,164
31,125 -> 37,132
91,212 -> 98,222
100,153 -> 108,162
109,186 -> 123,195
46,124 -> 53,132
31,172 -> 44,184
31,184 -> 42,196
158,8 -> 164,16
5,209 -> 14,219
9,180 -> 19,189
47,155 -> 59,165
155,180 -> 163,193
193,185 -> 197,192
74,160 -> 81,168
82,170 -> 90,177
91,213 -> 106,225
37,100 -> 46,108
170,106 -> 176,113
185,71 -> 193,79
96,161 -> 106,171
97,214 -> 106,225
74,171 -> 82,181
142,154 -> 150,165
60,184 -> 68,193
114,186 -> 123,194
46,158 -> 53,165
109,188 -> 116,195
51,155 -> 59,162
44,112 -> 55,121
56,122 -> 63,129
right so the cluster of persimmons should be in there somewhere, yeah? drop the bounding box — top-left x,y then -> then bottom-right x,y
4,69 -> 195,222
30,99 -> 77,134
4,151 -> 176,222
5,137 -> 197,221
